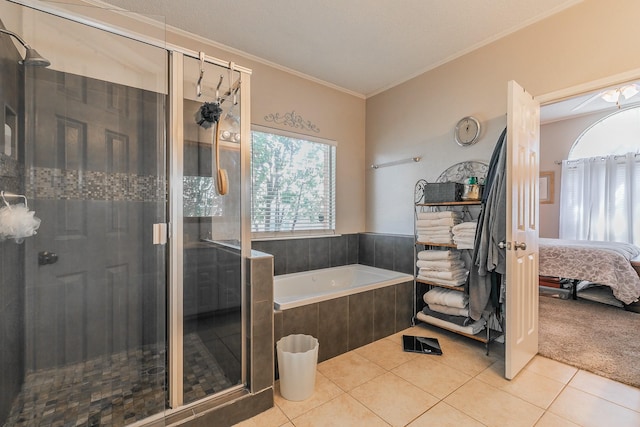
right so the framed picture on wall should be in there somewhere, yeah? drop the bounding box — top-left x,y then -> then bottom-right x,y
540,171 -> 554,204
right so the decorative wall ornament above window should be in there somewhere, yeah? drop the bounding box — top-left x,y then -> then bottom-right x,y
264,110 -> 320,133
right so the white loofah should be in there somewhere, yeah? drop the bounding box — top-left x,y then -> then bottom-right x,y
0,203 -> 41,243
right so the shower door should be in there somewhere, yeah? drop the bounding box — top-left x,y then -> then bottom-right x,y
172,53 -> 246,406
9,4 -> 170,426
2,2 -> 250,425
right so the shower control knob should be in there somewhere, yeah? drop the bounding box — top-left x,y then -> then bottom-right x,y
38,251 -> 58,266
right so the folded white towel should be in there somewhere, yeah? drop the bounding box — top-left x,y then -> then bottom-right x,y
455,242 -> 475,250
452,222 -> 478,233
417,211 -> 463,220
417,275 -> 467,287
417,250 -> 460,261
417,312 -> 486,335
416,225 -> 452,233
417,235 -> 454,244
417,218 -> 462,227
420,232 -> 453,240
453,237 -> 475,245
416,259 -> 465,270
418,268 -> 468,280
428,303 -> 469,317
452,230 -> 476,238
423,287 -> 468,308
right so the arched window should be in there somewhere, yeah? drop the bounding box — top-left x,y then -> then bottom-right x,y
568,106 -> 640,159
559,106 -> 640,245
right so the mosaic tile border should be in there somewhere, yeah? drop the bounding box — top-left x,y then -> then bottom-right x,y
26,167 -> 166,202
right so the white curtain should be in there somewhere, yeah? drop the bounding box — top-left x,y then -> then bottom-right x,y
559,153 -> 640,245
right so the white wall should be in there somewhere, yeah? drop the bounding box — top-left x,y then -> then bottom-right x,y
366,0 -> 640,235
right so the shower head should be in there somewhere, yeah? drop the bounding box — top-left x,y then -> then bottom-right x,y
0,28 -> 50,67
22,46 -> 50,67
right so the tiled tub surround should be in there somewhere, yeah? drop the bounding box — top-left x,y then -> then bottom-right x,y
357,233 -> 415,275
252,233 -> 415,367
274,279 -> 414,364
252,234 -> 359,276
251,233 -> 414,276
171,252 -> 274,427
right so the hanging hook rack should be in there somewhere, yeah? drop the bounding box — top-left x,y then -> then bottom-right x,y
1,191 -> 28,209
215,74 -> 224,103
196,51 -> 205,98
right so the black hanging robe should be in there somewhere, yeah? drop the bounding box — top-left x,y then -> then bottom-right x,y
468,128 -> 507,321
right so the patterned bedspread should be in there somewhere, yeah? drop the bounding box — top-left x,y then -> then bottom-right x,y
539,238 -> 640,305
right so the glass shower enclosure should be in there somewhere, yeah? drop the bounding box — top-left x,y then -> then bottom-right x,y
173,52 -> 246,407
0,2 -> 249,426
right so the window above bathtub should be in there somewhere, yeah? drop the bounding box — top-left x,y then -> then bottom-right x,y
251,126 -> 336,238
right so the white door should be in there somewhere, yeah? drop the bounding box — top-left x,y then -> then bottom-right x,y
505,80 -> 540,379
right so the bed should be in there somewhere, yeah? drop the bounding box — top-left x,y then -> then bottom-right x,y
539,238 -> 640,306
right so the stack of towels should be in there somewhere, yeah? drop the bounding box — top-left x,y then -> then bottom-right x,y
452,221 -> 477,249
416,249 -> 468,287
415,211 -> 463,244
419,287 -> 486,335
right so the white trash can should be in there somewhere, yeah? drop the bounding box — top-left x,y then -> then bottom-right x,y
276,334 -> 319,401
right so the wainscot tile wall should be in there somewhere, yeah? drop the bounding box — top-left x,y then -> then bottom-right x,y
251,232 -> 414,276
273,280 -> 413,365
358,233 -> 414,275
175,252 -> 274,427
253,232 -> 415,380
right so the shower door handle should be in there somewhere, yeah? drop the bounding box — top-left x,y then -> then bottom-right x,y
38,251 -> 58,265
153,223 -> 167,245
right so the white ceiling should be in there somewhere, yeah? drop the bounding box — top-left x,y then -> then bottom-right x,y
100,0 -> 580,98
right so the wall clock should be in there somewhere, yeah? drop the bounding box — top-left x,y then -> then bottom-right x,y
454,116 -> 481,146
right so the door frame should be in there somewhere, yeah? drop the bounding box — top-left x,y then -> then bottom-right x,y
528,67 -> 640,362
536,68 -> 640,106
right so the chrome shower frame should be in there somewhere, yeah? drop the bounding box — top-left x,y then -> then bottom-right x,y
168,51 -> 252,411
8,0 -> 254,423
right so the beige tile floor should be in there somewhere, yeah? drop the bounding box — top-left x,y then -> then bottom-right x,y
236,325 -> 640,427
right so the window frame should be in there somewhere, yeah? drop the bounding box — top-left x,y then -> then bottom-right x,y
568,106 -> 640,160
250,125 -> 337,239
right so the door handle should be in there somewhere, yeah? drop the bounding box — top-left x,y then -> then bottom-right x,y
513,241 -> 527,250
498,241 -> 511,250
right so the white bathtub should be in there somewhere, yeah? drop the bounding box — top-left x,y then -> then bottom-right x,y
274,264 -> 413,310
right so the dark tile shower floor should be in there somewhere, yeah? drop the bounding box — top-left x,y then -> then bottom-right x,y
4,332 -> 233,427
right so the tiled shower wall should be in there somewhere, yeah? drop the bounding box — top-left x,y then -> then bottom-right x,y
23,67 -> 166,371
0,23 -> 25,424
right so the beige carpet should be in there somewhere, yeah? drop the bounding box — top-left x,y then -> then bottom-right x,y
538,295 -> 640,388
